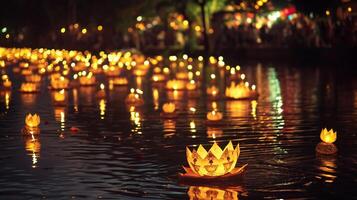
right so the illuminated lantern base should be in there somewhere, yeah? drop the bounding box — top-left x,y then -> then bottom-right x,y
315,142 -> 338,155
179,164 -> 247,183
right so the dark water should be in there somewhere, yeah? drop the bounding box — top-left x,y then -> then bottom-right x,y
0,61 -> 356,199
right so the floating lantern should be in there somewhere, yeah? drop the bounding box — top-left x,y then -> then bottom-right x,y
25,113 -> 40,128
320,128 -> 337,144
163,102 -> 176,113
125,88 -> 144,106
207,110 -> 223,121
54,89 -> 66,102
225,82 -> 257,99
179,141 -> 247,180
19,83 -> 39,93
79,73 -> 96,86
2,75 -> 12,88
207,86 -> 219,97
186,80 -> 197,90
151,74 -> 166,82
316,128 -> 338,154
166,79 -> 186,90
50,75 -> 69,90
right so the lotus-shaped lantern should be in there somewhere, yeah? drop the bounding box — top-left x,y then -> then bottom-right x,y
320,128 -> 336,144
162,102 -> 175,113
316,128 -> 338,155
180,141 -> 247,180
50,76 -> 69,90
166,79 -> 186,90
125,88 -> 144,106
25,113 -> 40,128
53,89 -> 66,103
225,82 -> 257,99
19,83 -> 39,93
79,73 -> 96,86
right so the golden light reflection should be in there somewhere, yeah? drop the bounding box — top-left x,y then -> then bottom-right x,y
99,99 -> 106,119
163,119 -> 176,137
251,100 -> 257,119
24,133 -> 41,168
187,186 -> 239,200
207,127 -> 223,139
189,120 -> 196,133
152,88 -> 159,110
316,154 -> 337,183
73,88 -> 78,112
130,106 -> 142,134
54,107 -> 66,131
21,93 -> 37,106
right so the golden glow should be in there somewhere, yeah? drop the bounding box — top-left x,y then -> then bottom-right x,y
166,79 -> 185,90
320,128 -> 337,144
163,102 -> 175,113
25,134 -> 41,168
81,28 -> 87,34
20,83 -> 38,93
54,89 -> 65,102
207,110 -> 223,121
225,82 -> 256,99
99,99 -> 106,119
60,27 -> 66,33
187,186 -> 238,200
97,25 -> 103,31
25,113 -> 40,128
326,10 -> 330,16
186,141 -> 240,176
153,88 -> 159,110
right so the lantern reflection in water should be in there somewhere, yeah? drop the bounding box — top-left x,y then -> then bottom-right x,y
24,132 -> 41,168
207,127 -> 223,139
163,119 -> 176,138
21,93 -> 37,107
54,107 -> 66,131
129,106 -> 142,134
187,186 -> 239,200
152,88 -> 160,110
0,90 -> 11,110
316,153 -> 337,183
99,99 -> 106,119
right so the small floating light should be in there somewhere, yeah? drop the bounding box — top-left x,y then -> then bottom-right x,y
162,102 -> 176,114
207,110 -> 223,121
320,128 -> 337,144
25,113 -> 40,128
